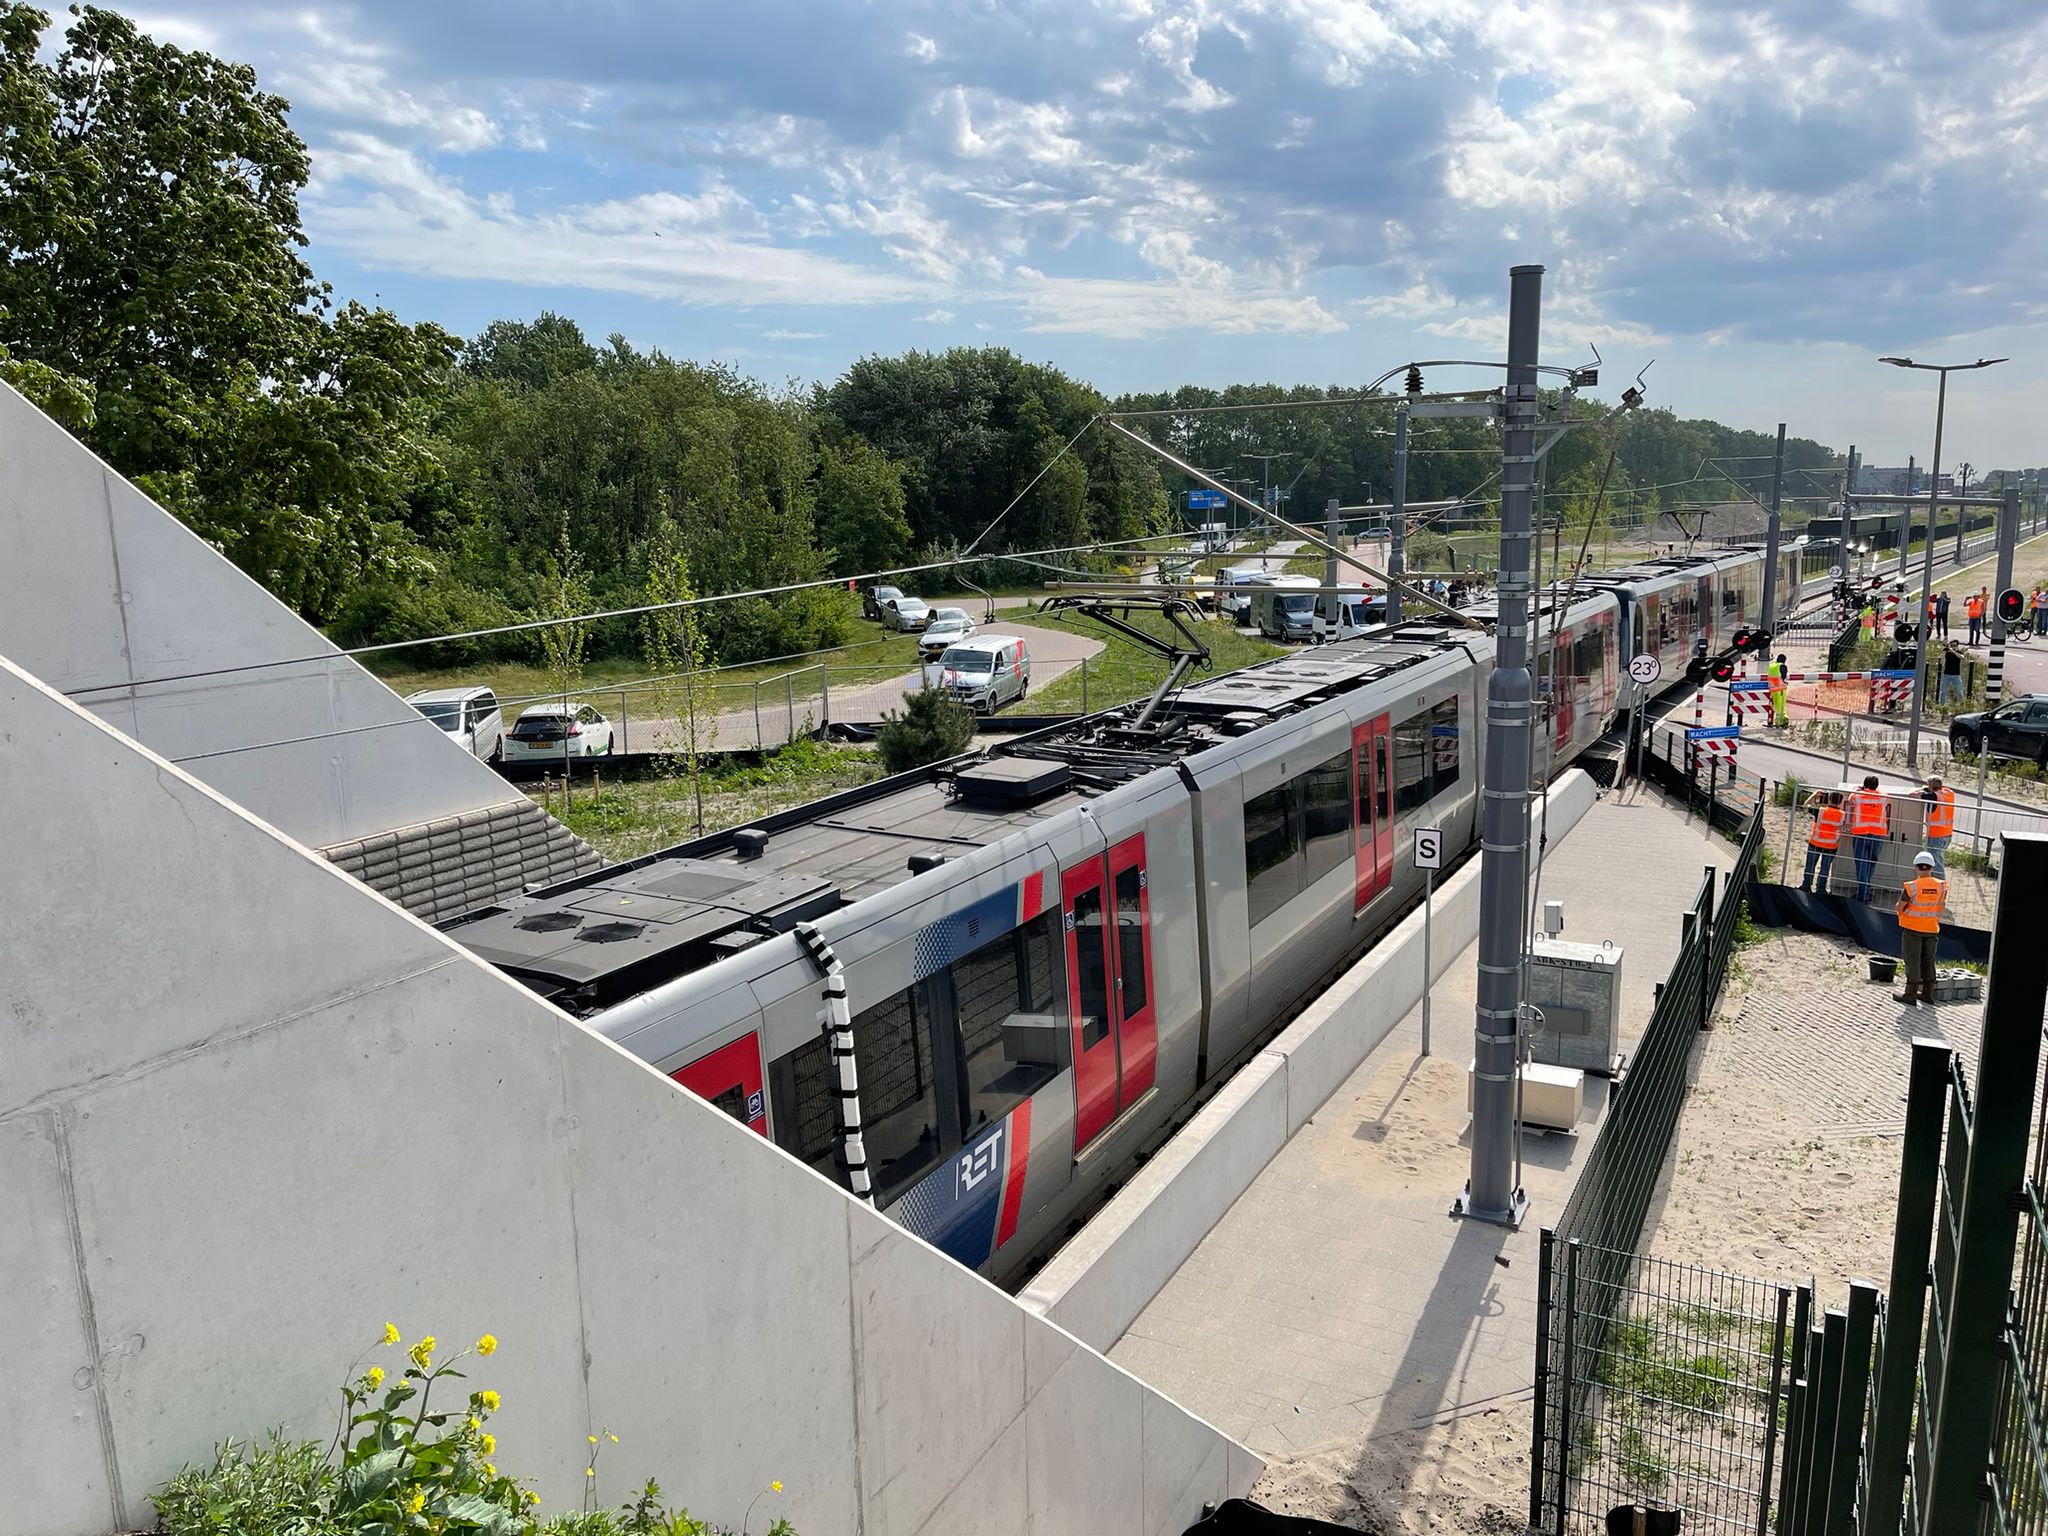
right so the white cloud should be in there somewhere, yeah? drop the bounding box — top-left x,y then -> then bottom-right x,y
762,328 -> 828,340
1011,268 -> 1346,339
905,32 -> 938,60
914,308 -> 956,324
306,135 -> 935,309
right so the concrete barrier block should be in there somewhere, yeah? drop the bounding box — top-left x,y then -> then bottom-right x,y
1023,1353 -> 1144,1533
1142,1378 -> 1238,1536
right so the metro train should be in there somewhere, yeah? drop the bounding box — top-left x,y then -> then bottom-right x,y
440,542 -> 1799,1285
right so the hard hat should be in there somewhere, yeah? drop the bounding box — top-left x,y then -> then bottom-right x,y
1914,851 -> 1935,867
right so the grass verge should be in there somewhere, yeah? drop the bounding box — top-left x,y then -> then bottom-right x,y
1025,609 -> 1289,713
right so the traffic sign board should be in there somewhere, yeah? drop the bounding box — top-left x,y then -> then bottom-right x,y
1187,489 -> 1228,510
1729,680 -> 1771,692
1628,653 -> 1662,685
1685,724 -> 1741,741
1413,826 -> 1444,870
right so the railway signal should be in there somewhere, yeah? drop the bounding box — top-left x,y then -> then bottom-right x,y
1999,588 -> 2026,625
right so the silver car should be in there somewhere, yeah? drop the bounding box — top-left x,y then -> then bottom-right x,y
405,686 -> 503,761
934,635 -> 1030,713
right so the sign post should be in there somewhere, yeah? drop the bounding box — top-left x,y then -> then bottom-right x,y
1626,654 -> 1661,788
1414,826 -> 1444,1056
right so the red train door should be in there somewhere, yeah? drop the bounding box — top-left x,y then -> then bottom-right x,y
670,1033 -> 768,1137
1064,833 -> 1158,1153
1352,715 -> 1393,911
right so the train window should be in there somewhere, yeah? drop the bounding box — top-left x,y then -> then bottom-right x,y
1430,698 -> 1460,798
852,985 -> 945,1206
1393,711 -> 1432,812
769,1036 -> 848,1190
1244,782 -> 1302,929
1113,865 -> 1149,1018
951,909 -> 1065,1138
1301,750 -> 1352,888
1072,883 -> 1112,1049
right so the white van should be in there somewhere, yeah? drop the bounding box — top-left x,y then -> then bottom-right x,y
1212,563 -> 1266,619
405,686 -> 504,762
1310,587 -> 1387,643
1249,573 -> 1321,641
932,634 -> 1030,713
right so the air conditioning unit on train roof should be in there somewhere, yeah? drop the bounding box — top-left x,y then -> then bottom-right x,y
1525,935 -> 1624,1075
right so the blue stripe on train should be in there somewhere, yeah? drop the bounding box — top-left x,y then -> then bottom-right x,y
892,1116 -> 1014,1268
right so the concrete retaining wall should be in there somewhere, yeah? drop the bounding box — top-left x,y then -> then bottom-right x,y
1018,769 -> 1601,1352
0,654 -> 1254,1536
0,381 -> 578,870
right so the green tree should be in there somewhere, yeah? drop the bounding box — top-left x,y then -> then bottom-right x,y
638,508 -> 717,831
813,436 -> 912,574
0,3 -> 456,618
874,686 -> 975,774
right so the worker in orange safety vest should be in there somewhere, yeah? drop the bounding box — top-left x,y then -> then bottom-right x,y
1848,775 -> 1889,903
1920,774 -> 1956,878
1967,589 -> 1987,646
1895,850 -> 1947,1007
1801,790 -> 1846,893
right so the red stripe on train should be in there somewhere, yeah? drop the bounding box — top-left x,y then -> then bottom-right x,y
1021,869 -> 1045,921
996,1099 -> 1033,1248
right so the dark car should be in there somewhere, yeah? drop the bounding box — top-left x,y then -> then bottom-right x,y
1951,693 -> 2048,764
862,584 -> 903,622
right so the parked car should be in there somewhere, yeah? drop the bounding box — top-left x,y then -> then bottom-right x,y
918,608 -> 978,660
1951,694 -> 2048,764
1211,563 -> 1265,619
862,584 -> 903,622
881,595 -> 932,631
503,702 -> 615,761
405,686 -> 503,761
1309,588 -> 1385,643
933,634 -> 1030,713
1249,573 -> 1321,641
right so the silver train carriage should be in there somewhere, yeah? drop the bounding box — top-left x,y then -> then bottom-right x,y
440,550 -> 1778,1285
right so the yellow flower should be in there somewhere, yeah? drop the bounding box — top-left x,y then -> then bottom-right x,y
409,1335 -> 437,1370
365,1367 -> 386,1391
525,1491 -> 541,1507
480,1391 -> 500,1412
480,1434 -> 495,1456
476,1333 -> 497,1357
482,1462 -> 496,1479
607,1433 -> 618,1444
406,1489 -> 426,1515
585,1468 -> 595,1479
383,1323 -> 401,1347
587,1435 -> 597,1445
770,1481 -> 783,1493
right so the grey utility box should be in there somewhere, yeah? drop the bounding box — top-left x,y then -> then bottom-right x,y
1525,938 -> 1624,1074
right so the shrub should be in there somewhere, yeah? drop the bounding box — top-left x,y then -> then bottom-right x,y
1770,775 -> 1803,808
875,686 -> 976,774
152,1327 -> 795,1536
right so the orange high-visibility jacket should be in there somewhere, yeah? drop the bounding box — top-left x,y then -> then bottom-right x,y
1900,874 -> 1946,934
1925,786 -> 1956,840
1850,789 -> 1889,836
1808,803 -> 1846,850
1967,595 -> 1986,619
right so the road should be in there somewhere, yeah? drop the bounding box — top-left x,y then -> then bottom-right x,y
608,616 -> 1103,753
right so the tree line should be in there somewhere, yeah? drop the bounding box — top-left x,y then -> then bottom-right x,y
0,2 -> 1844,674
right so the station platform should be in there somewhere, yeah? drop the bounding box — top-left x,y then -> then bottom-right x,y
1104,782 -> 1735,1470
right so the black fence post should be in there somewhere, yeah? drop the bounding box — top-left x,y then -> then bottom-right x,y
1698,868 -> 1717,1033
1863,1040 -> 1954,1536
1825,1280 -> 1880,1532
1924,832 -> 2048,1531
1801,1310 -> 1847,1536
1558,1239 -> 1580,1533
1532,1229 -> 1554,1531
1781,1284 -> 1816,1535
1757,1284 -> 1793,1536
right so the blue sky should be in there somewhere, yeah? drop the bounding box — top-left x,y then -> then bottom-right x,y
114,0 -> 2048,466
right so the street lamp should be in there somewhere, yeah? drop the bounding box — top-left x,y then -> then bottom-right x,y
1241,451 -> 1293,538
1879,355 -> 2007,768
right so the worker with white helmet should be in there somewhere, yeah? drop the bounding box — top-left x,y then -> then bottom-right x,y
1895,850 -> 1947,1009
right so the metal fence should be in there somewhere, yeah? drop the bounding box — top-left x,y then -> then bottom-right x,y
1532,802 -> 1767,1531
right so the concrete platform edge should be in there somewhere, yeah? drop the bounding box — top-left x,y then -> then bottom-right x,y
1019,769 -> 1600,1352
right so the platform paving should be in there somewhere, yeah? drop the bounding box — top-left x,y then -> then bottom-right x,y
1107,781 -> 1736,1466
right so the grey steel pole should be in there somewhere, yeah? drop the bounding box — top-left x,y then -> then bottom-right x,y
1458,263 -> 1541,1227
1322,496 -> 1341,629
1987,486 -> 2019,706
1761,421 -> 1786,633
1905,378 -> 1947,770
1922,833 -> 2048,1531
1837,446 -> 1857,595
1388,399 -> 1410,626
1954,459 -> 1968,565
1421,864 -> 1434,1057
1899,456 -> 1915,578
